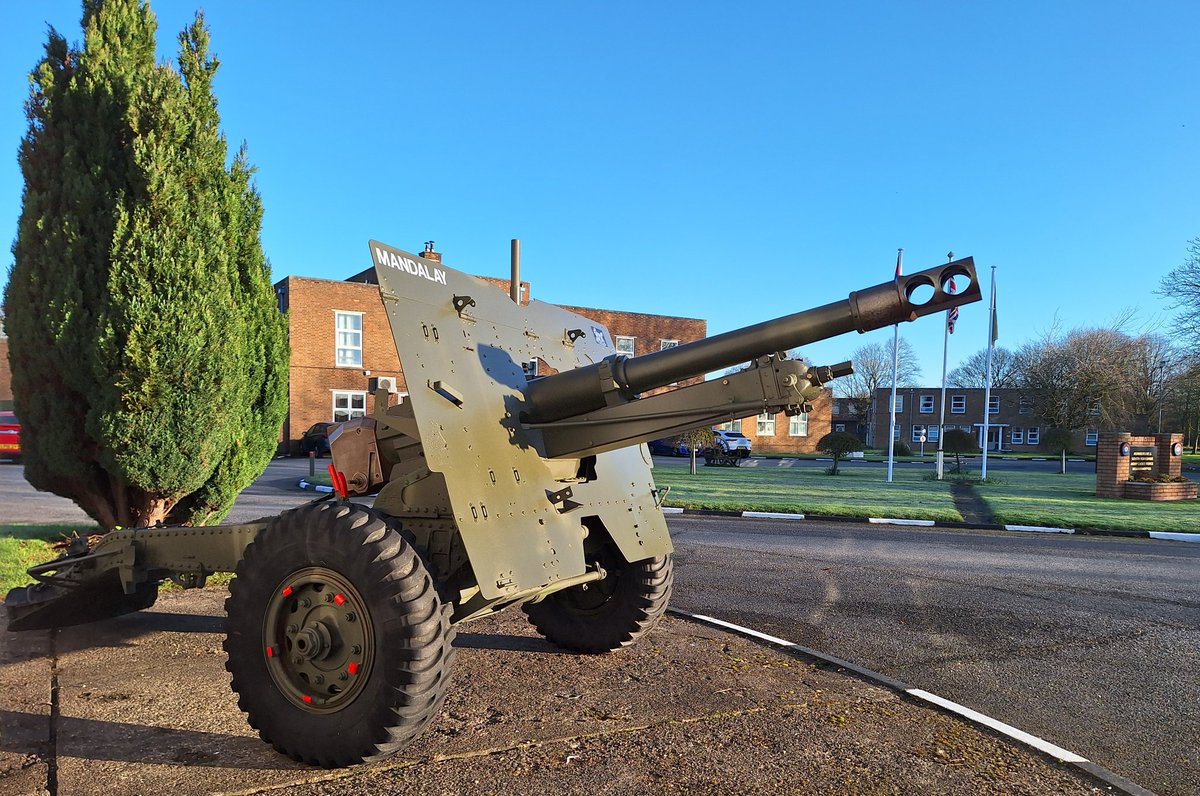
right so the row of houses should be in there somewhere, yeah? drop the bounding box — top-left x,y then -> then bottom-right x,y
0,245 -> 1115,456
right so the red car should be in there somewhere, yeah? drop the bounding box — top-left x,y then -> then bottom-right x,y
0,411 -> 19,462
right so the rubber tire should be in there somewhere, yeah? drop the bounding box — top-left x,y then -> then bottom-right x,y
523,549 -> 673,654
224,502 -> 455,767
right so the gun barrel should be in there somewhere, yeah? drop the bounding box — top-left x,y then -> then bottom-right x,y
524,257 -> 980,424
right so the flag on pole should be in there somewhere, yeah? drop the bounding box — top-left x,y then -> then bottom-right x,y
947,276 -> 959,334
989,275 -> 999,345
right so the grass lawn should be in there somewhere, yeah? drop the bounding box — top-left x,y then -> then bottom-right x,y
974,471 -> 1200,533
653,464 -> 960,521
0,523 -> 100,594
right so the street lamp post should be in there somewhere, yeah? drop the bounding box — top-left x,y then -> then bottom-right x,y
1155,361 -> 1165,434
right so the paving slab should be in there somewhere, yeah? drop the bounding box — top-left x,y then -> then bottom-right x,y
2,588 -> 1104,795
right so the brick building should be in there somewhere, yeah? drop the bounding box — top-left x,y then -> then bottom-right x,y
275,246 -> 709,452
713,388 -> 833,454
831,397 -> 866,440
870,387 -> 1099,452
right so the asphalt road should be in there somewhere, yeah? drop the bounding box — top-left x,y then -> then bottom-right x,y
667,515 -> 1200,796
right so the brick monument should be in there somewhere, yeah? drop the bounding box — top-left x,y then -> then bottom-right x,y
1095,432 -> 1197,500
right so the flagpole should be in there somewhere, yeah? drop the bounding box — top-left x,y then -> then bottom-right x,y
936,251 -> 953,480
981,265 -> 997,480
886,248 -> 902,483
936,304 -> 945,480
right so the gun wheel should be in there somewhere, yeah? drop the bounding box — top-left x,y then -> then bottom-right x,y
523,540 -> 673,654
224,502 -> 455,767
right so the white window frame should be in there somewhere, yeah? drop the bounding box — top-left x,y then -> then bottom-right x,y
832,403 -> 841,416
951,395 -> 967,414
335,311 -> 363,367
1011,427 -> 1024,445
615,335 -> 636,355
718,419 -> 744,433
919,395 -> 935,414
893,423 -> 903,441
1027,427 -> 1040,445
332,390 -> 367,422
911,424 -> 926,443
1019,397 -> 1031,415
757,412 -> 776,436
988,396 -> 1000,414
789,412 -> 809,437
659,339 -> 679,350
834,423 -> 846,432
1085,428 -> 1098,446
927,425 -> 940,442
893,394 -> 904,413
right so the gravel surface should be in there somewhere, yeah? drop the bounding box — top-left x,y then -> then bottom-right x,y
1,589 -> 1102,795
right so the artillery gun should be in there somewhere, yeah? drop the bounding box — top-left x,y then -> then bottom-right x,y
6,241 -> 980,766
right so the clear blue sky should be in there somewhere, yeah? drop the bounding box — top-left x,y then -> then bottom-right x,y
1,1 -> 1197,386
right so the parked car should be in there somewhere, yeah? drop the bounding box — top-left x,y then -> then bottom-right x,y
0,411 -> 20,462
648,438 -> 690,457
299,422 -> 335,457
710,429 -> 752,458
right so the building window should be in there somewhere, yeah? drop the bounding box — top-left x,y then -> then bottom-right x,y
893,424 -> 903,441
660,339 -> 679,350
757,412 -> 776,436
522,360 -> 538,379
919,395 -> 935,414
951,395 -> 966,414
1019,397 -> 1031,415
332,390 -> 366,422
893,394 -> 904,413
1011,427 -> 1024,445
789,413 -> 808,437
1027,427 -> 1040,445
1085,428 -> 1098,446
335,311 -> 363,367
834,423 -> 846,432
927,425 -> 940,442
832,403 -> 841,416
911,424 -> 927,443
1088,401 -> 1101,416
988,396 -> 1000,414
615,336 -> 636,355
848,404 -> 858,416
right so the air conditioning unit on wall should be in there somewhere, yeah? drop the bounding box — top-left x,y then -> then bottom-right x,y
369,376 -> 398,394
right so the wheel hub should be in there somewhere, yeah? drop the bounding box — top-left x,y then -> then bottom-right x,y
262,567 -> 374,713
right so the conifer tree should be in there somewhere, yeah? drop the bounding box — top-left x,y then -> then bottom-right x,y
5,0 -> 288,529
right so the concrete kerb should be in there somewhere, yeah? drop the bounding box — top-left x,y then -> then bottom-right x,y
668,609 -> 1158,796
296,480 -> 1200,543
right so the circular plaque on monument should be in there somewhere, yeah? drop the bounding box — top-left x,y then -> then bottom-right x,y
1173,442 -> 1183,457
1119,442 -> 1131,457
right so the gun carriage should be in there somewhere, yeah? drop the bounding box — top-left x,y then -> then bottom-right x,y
6,241 -> 980,766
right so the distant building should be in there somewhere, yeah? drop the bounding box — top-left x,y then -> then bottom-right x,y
831,396 -> 867,440
870,387 -> 1100,452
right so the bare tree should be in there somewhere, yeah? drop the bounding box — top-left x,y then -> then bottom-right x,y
836,339 -> 923,446
1158,237 -> 1200,343
1019,326 -> 1144,449
947,347 -> 1023,388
